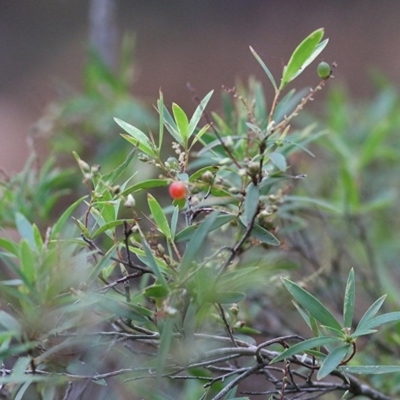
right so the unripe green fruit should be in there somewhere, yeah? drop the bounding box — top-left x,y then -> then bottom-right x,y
201,170 -> 214,184
317,61 -> 331,80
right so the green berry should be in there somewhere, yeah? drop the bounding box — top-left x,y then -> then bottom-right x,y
317,61 -> 331,80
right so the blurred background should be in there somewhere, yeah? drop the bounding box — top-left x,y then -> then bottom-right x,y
1,0 -> 400,171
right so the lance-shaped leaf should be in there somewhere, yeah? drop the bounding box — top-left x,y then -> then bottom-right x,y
250,224 -> 280,246
343,268 -> 355,328
271,336 -> 339,364
115,118 -> 158,158
148,194 -> 171,240
121,179 -> 169,197
317,343 -> 351,380
280,28 -> 328,90
353,295 -> 386,336
359,312 -> 400,331
249,46 -> 277,91
282,278 -> 343,331
172,103 -> 189,144
188,90 -> 213,138
342,365 -> 400,375
179,211 -> 219,274
244,183 -> 259,225
141,234 -> 168,288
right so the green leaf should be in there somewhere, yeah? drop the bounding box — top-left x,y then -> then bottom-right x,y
361,312 -> 400,331
350,328 -> 377,338
145,284 -> 170,298
15,213 -> 36,250
175,214 -> 234,243
170,206 -> 179,239
120,179 -> 169,197
0,310 -> 21,332
354,295 -> 386,335
148,194 -> 171,240
250,224 -> 280,246
91,219 -> 127,239
141,235 -> 168,288
157,90 -> 165,151
343,268 -> 355,328
157,316 -> 175,381
94,294 -> 149,323
67,360 -> 107,385
269,152 -> 287,171
284,195 -> 341,213
0,237 -> 19,256
179,211 -> 219,274
282,278 -> 343,331
102,148 -> 136,183
172,103 -> 189,144
249,46 -> 277,91
32,224 -> 43,250
74,217 -> 91,238
190,123 -> 211,148
51,195 -> 87,239
208,291 -> 246,304
280,28 -> 327,90
19,240 -> 36,284
292,301 -> 312,330
342,365 -> 400,375
244,183 -> 259,225
160,103 -> 184,146
87,245 -> 117,283
188,90 -> 213,138
271,336 -> 339,364
317,344 -> 351,379
115,118 -> 158,158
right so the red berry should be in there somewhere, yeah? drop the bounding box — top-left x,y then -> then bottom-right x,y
169,181 -> 187,200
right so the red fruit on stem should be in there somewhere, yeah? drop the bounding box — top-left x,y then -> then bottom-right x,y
169,181 -> 187,199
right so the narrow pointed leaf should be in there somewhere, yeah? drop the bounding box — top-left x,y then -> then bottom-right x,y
157,316 -> 174,381
343,268 -> 355,328
280,28 -> 326,90
160,104 -> 183,145
342,365 -> 400,375
172,103 -> 189,143
292,301 -> 312,329
51,195 -> 87,239
115,118 -> 157,158
157,90 -> 165,151
249,46 -> 277,91
170,206 -> 179,239
15,213 -> 36,250
102,148 -> 136,183
361,312 -> 400,331
121,179 -> 168,197
188,90 -> 213,137
175,214 -> 233,243
269,152 -> 287,171
244,183 -> 259,225
282,278 -> 342,331
355,295 -> 386,334
251,224 -> 280,246
318,344 -> 351,379
148,194 -> 171,240
141,235 -> 168,288
271,336 -> 339,364
0,311 -> 21,332
179,211 -> 219,273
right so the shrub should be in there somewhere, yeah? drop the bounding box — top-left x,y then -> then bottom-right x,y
0,28 -> 399,400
